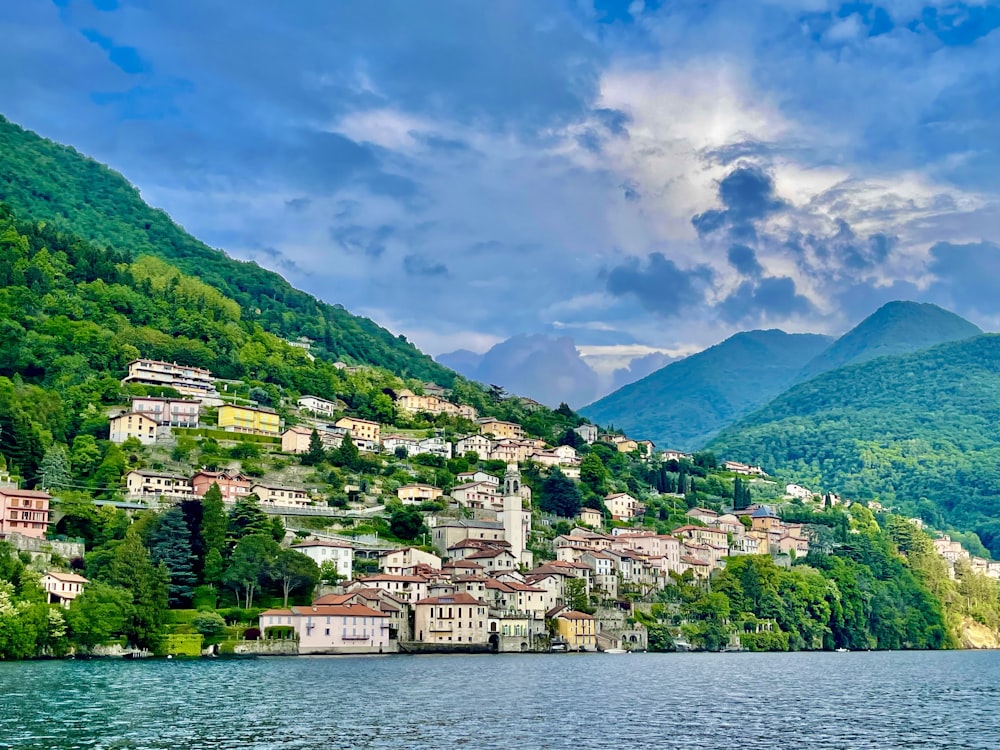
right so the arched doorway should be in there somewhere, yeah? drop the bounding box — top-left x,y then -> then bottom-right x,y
489,634 -> 500,653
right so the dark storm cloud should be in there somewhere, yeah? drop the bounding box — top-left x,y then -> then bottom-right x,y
605,252 -> 714,317
692,165 -> 787,243
718,276 -> 813,324
727,244 -> 763,276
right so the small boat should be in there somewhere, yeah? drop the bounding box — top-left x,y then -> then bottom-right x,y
602,648 -> 628,654
835,647 -> 850,653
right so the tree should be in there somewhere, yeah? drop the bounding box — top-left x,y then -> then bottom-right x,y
389,506 -> 426,541
191,610 -> 227,641
227,494 -> 271,544
145,508 -> 197,607
39,444 -> 71,491
302,429 -> 325,466
69,434 -> 101,480
580,453 -> 609,496
98,530 -> 169,649
330,433 -> 361,471
66,582 -> 134,649
223,534 -> 279,609
564,577 -> 594,614
273,549 -> 320,607
539,469 -> 582,518
200,482 -> 227,570
319,560 -> 343,586
733,476 -> 752,511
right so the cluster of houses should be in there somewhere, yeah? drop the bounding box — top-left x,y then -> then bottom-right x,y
933,535 -> 1000,580
124,468 -> 314,508
257,497 -> 813,656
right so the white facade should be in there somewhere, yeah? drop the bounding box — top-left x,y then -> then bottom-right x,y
291,541 -> 354,578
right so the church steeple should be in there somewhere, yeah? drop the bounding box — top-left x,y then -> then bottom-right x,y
503,463 -> 520,497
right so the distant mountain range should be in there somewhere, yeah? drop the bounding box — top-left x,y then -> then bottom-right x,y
580,300 -> 985,451
437,335 -> 674,408
579,329 -> 833,450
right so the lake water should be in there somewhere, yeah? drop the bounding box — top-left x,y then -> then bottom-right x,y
1,651 -> 998,749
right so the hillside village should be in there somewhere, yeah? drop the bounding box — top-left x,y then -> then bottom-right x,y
4,354 -> 994,657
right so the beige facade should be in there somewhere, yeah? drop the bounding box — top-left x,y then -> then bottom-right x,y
397,484 -> 443,504
380,547 -> 441,575
125,470 -> 193,501
456,434 -> 493,457
109,412 -> 159,445
335,416 -> 381,444
605,492 -> 644,521
251,483 -> 311,508
476,418 -> 524,440
41,571 -> 89,607
413,592 -> 490,645
130,396 -> 200,427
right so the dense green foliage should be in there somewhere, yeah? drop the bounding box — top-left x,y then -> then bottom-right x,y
796,301 -> 981,382
581,330 -> 832,450
649,506 -> 954,651
0,116 -> 454,385
709,335 -> 1000,556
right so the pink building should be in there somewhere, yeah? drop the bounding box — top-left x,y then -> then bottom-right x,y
190,470 -> 252,502
130,396 -> 200,427
259,603 -> 390,654
0,488 -> 51,540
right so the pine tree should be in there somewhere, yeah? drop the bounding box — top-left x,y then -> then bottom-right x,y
302,429 -> 325,466
201,482 -> 227,561
331,432 -> 361,471
227,494 -> 271,544
101,530 -> 169,650
146,508 -> 197,607
39,444 -> 71,490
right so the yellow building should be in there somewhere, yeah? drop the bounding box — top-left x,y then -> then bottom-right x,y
476,418 -> 524,440
556,610 -> 597,651
218,404 -> 281,435
335,416 -> 381,444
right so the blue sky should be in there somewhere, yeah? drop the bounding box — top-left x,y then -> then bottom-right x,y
3,0 -> 1000,375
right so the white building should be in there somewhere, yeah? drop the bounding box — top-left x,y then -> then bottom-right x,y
297,395 -> 341,416
290,540 -> 354,579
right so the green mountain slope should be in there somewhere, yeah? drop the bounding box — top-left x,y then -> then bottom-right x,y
0,115 -> 453,385
797,300 -> 981,382
707,334 -> 1000,555
579,330 -> 833,450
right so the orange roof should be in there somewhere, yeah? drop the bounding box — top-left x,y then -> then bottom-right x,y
415,592 -> 485,606
558,610 -> 596,620
293,604 -> 387,617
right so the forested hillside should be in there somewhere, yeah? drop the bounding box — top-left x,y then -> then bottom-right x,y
0,204 -> 583,488
796,301 -> 981,382
0,116 -> 454,385
708,335 -> 1000,555
580,330 -> 832,450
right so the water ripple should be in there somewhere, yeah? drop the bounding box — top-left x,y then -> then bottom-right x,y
1,651 -> 999,749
